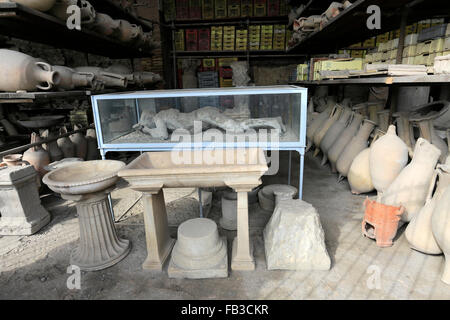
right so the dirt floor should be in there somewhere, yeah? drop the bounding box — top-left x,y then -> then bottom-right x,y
0,151 -> 449,300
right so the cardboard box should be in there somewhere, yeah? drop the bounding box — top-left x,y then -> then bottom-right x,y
202,0 -> 215,19
215,0 -> 227,18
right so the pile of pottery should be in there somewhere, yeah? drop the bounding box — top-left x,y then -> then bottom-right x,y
307,96 -> 450,284
0,49 -> 162,92
289,1 -> 353,47
1,0 -> 155,50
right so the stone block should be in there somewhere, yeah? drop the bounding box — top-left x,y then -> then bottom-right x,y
263,199 -> 331,270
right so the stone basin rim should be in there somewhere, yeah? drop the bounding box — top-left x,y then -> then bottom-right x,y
43,160 -> 125,188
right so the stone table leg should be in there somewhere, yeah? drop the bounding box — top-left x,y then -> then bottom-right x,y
68,191 -> 131,271
142,189 -> 175,271
231,189 -> 255,271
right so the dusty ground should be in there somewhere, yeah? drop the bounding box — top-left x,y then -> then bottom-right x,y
0,152 -> 449,300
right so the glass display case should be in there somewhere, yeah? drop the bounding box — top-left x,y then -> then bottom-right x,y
91,85 -> 307,196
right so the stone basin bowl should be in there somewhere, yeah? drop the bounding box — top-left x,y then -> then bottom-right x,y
43,160 -> 125,195
118,148 -> 268,189
17,115 -> 65,129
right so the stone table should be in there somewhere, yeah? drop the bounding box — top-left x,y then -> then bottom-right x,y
118,148 -> 268,271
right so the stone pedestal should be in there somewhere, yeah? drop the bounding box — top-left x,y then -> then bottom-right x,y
0,165 -> 50,235
258,184 -> 298,212
168,218 -> 227,279
141,189 -> 175,271
220,191 -> 237,231
264,199 -> 331,270
62,190 -> 130,271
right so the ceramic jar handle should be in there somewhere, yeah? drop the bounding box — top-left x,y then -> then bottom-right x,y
35,62 -> 53,90
425,169 -> 439,202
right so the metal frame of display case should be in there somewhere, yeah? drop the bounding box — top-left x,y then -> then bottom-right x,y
91,85 -> 307,198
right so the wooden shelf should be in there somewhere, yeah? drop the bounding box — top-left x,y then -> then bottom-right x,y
289,74 -> 450,86
170,15 -> 289,28
0,90 -> 92,104
0,2 -> 152,58
173,50 -> 307,58
286,0 -> 450,54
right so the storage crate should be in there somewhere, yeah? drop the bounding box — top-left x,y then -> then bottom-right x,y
228,0 -> 240,17
417,21 -> 431,33
445,37 -> 450,51
418,23 -> 447,42
219,67 -> 233,78
406,23 -> 418,35
405,33 -> 418,46
416,40 -> 432,55
389,49 -> 397,60
363,37 -> 376,48
351,50 -> 365,59
241,0 -> 252,16
215,0 -> 227,18
189,0 -> 202,19
176,0 -> 189,20
218,57 -> 238,66
163,0 -> 176,21
185,29 -> 198,51
198,28 -> 211,51
403,45 -> 417,58
202,58 -> 216,68
430,38 -> 445,53
219,78 -> 233,87
267,0 -> 279,16
174,29 -> 185,51
272,41 -> 284,50
211,26 -> 223,51
321,59 -> 364,71
296,64 -> 308,81
254,3 -> 266,16
202,0 -> 215,19
402,56 -> 415,65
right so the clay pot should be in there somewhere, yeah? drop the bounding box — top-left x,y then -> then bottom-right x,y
57,126 -> 76,158
85,128 -> 99,160
324,2 -> 344,19
362,198 -> 404,247
369,125 -> 409,194
313,105 -> 343,154
70,125 -> 87,160
0,119 -> 18,136
381,138 -> 441,222
348,148 -> 374,194
377,110 -> 390,133
431,184 -> 450,284
74,67 -> 127,88
23,132 -> 50,177
115,20 -> 141,43
409,100 -> 450,129
306,105 -> 333,152
367,102 -> 385,124
406,164 -> 450,254
352,103 -> 369,118
53,66 -> 95,90
411,117 -> 448,164
40,129 -> 64,162
0,49 -> 60,92
88,12 -> 121,37
2,154 -> 23,166
327,112 -> 364,173
49,0 -> 95,23
220,192 -> 237,231
2,0 -> 56,11
320,107 -> 352,165
133,72 -> 162,87
393,112 -> 415,157
336,119 -> 376,179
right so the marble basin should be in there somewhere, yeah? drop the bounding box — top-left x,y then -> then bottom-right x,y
43,160 -> 125,195
118,148 -> 268,190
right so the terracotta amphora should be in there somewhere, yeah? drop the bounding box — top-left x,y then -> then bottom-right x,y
446,129 -> 450,165
2,154 -> 24,166
49,0 -> 95,23
41,129 -> 63,162
393,112 -> 415,158
362,198 -> 405,247
87,13 -> 121,37
406,164 -> 450,254
23,132 -> 50,177
57,126 -> 76,158
133,72 -> 162,87
381,138 -> 441,222
377,110 -> 390,133
348,148 -> 374,194
409,100 -> 450,130
115,20 -> 141,43
53,66 -> 95,90
70,125 -> 87,160
313,105 -> 343,156
1,0 -> 56,11
367,102 -> 385,124
306,105 -> 333,152
320,106 -> 352,166
411,118 -> 448,164
336,119 -> 376,179
431,184 -> 450,284
0,49 -> 60,92
85,128 -> 99,160
74,67 -> 127,88
369,125 -> 409,194
352,103 -> 369,118
328,112 -> 364,173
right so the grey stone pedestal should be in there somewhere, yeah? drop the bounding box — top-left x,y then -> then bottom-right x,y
0,165 -> 50,235
62,189 -> 130,271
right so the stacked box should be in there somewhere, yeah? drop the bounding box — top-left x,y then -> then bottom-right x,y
199,96 -> 220,107
403,45 -> 417,57
215,0 -> 227,18
241,0 -> 252,17
70,109 -> 89,128
202,0 -> 215,19
285,28 -> 292,49
417,20 -> 431,33
260,25 -> 273,50
202,58 -> 216,69
211,26 -> 223,50
174,29 -> 185,51
185,29 -> 198,51
363,37 -> 376,48
267,0 -> 279,16
254,0 -> 266,17
219,67 -> 233,78
406,23 -> 418,35
198,71 -> 219,87
218,57 -> 238,67
220,78 -> 233,87
249,25 -> 260,50
351,50 -> 365,59
279,0 -> 286,15
296,64 -> 308,81
223,26 -> 235,50
272,24 -> 285,50
376,32 -> 390,45
163,0 -> 176,21
189,0 -> 202,19
176,0 -> 189,20
236,28 -> 248,51
198,28 -> 211,51
228,0 -> 240,17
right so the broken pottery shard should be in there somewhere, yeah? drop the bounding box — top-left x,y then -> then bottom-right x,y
263,199 -> 331,270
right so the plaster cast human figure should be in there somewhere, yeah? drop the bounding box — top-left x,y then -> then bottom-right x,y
133,105 -> 286,140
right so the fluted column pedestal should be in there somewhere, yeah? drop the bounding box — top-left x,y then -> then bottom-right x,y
62,189 -> 130,271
